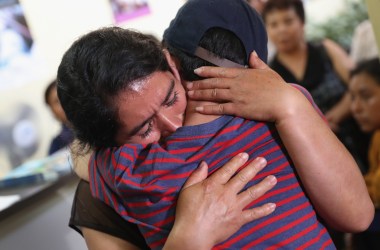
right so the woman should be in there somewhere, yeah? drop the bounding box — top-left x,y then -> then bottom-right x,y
349,58 -> 380,250
262,0 -> 371,172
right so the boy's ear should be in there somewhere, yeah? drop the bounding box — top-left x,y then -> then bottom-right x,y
163,49 -> 181,81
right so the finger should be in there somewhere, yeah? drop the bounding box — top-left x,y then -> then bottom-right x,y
238,175 -> 277,206
187,78 -> 231,90
194,66 -> 242,79
241,203 -> 276,224
182,161 -> 208,189
187,88 -> 231,102
209,152 -> 249,184
249,51 -> 269,70
226,157 -> 267,191
195,103 -> 236,116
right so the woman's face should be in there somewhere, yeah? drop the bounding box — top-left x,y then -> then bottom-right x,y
114,71 -> 187,145
349,72 -> 380,133
48,85 -> 68,124
265,7 -> 304,53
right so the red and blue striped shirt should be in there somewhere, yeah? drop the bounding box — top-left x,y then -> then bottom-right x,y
90,85 -> 334,249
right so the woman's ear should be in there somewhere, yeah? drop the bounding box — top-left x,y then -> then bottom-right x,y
163,49 -> 181,81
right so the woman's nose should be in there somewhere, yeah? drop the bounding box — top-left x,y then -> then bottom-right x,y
156,112 -> 182,137
350,98 -> 362,114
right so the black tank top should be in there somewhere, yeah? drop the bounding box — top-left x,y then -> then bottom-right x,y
270,42 -> 346,113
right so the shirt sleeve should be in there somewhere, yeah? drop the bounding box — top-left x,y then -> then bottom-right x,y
290,83 -> 327,122
88,144 -> 141,212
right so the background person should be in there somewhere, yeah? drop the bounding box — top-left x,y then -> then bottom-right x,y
350,20 -> 379,64
44,80 -> 74,155
349,57 -> 380,250
262,0 -> 371,173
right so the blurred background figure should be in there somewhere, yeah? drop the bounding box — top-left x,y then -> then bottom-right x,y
262,1 -> 372,247
350,19 -> 379,64
44,80 -> 74,155
0,4 -> 33,68
262,0 -> 370,174
349,57 -> 380,250
0,104 -> 39,173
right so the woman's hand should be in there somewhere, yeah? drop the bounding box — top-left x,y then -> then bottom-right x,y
325,93 -> 352,132
164,153 -> 277,250
185,52 -> 374,232
186,52 -> 303,123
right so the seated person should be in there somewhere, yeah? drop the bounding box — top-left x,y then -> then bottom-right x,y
44,80 -> 74,155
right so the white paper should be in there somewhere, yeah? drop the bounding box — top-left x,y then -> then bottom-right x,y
0,195 -> 21,210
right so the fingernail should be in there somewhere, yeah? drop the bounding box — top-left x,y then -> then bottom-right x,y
186,82 -> 193,90
252,50 -> 258,57
267,203 -> 276,211
188,90 -> 194,96
199,161 -> 207,169
255,157 -> 267,167
195,106 -> 204,112
267,175 -> 277,184
194,68 -> 201,74
239,152 -> 249,160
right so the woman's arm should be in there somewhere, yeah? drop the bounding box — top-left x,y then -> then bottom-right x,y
322,38 -> 355,84
320,39 -> 353,129
187,52 -> 374,232
322,39 -> 356,130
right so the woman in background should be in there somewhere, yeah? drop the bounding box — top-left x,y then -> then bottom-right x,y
262,0 -> 371,173
349,57 -> 380,250
44,80 -> 74,155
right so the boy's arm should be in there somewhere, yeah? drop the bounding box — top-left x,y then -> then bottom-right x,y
187,53 -> 374,232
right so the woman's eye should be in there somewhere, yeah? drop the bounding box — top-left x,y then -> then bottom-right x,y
165,91 -> 178,107
140,120 -> 153,139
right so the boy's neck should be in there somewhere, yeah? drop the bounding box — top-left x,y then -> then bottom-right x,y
183,99 -> 221,126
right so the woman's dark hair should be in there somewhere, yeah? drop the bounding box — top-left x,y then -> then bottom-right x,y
350,57 -> 380,84
262,0 -> 305,23
57,27 -> 169,148
164,27 -> 246,81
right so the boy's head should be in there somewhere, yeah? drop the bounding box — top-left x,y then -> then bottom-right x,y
163,0 -> 267,81
349,58 -> 380,132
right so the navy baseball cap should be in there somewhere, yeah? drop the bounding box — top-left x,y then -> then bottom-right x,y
163,0 -> 268,67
